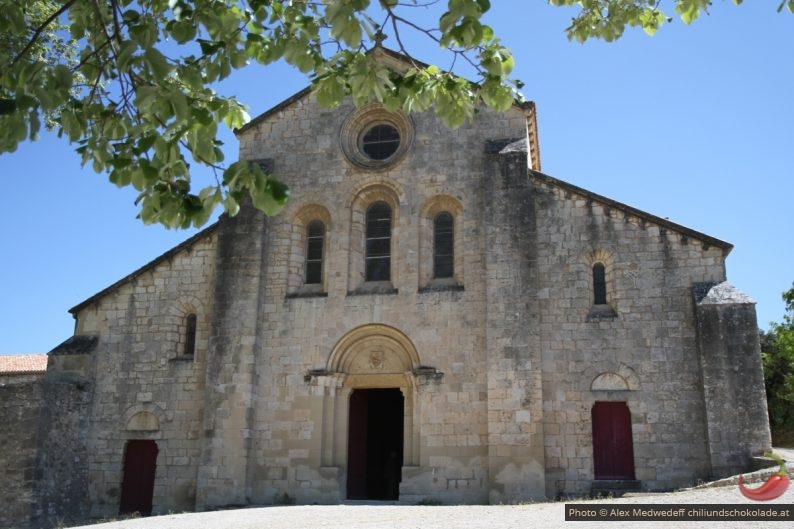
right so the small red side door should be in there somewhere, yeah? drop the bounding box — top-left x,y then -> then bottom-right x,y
119,440 -> 158,516
591,401 -> 635,480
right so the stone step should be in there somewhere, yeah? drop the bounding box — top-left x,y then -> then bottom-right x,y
591,480 -> 642,498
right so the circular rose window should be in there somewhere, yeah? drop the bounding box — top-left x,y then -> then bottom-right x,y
341,105 -> 413,169
360,123 -> 400,160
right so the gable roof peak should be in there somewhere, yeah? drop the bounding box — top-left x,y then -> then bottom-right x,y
236,45 -> 534,136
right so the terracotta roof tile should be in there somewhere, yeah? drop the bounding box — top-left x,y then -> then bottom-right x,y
0,354 -> 48,374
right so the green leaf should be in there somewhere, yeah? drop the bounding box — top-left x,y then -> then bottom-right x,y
52,65 -> 73,90
116,40 -> 139,71
169,19 -> 196,43
144,48 -> 174,79
314,74 -> 347,108
639,9 -> 667,36
134,85 -> 161,113
676,0 -> 701,24
191,107 -> 214,126
129,17 -> 158,48
480,79 -> 513,112
0,99 -> 17,115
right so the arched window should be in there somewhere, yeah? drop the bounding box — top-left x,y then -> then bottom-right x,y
365,201 -> 392,281
183,313 -> 197,356
593,263 -> 607,305
305,220 -> 325,285
433,212 -> 454,279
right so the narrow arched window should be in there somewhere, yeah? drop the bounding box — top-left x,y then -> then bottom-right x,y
183,313 -> 197,356
365,201 -> 391,281
305,220 -> 325,284
433,212 -> 454,279
593,263 -> 607,305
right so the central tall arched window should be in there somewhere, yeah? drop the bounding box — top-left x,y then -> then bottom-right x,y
593,263 -> 607,305
305,220 -> 325,285
365,201 -> 392,281
433,212 -> 454,279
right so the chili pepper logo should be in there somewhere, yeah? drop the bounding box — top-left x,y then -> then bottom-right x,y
738,452 -> 790,501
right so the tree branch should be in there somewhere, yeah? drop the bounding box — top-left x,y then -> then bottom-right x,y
10,0 -> 79,68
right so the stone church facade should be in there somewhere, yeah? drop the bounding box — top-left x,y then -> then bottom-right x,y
0,49 -> 771,527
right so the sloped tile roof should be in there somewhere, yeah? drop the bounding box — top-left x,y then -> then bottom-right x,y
0,354 -> 48,374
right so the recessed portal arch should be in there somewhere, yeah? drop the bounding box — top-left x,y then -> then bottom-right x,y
327,323 -> 420,375
321,324 -> 423,500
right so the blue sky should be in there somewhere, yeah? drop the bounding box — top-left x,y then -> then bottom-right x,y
1,2 -> 792,354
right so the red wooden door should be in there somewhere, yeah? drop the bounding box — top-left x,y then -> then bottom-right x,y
346,388 -> 404,500
591,401 -> 635,480
347,390 -> 369,499
119,440 -> 158,516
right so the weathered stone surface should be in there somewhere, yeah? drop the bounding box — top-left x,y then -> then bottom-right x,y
694,286 -> 771,479
31,378 -> 91,529
696,281 -> 756,305
49,335 -> 98,355
0,381 -> 41,529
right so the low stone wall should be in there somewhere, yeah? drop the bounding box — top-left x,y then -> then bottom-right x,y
0,373 -> 92,529
0,379 -> 42,529
31,377 -> 92,529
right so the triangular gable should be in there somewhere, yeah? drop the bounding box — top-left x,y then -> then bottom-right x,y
234,46 -> 540,169
69,223 -> 219,315
529,170 -> 733,255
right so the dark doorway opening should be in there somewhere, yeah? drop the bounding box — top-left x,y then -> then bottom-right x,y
119,440 -> 158,516
591,401 -> 635,480
347,388 -> 404,500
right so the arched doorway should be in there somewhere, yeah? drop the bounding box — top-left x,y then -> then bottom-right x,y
322,324 -> 424,500
591,401 -> 635,480
119,440 -> 158,516
347,388 -> 404,499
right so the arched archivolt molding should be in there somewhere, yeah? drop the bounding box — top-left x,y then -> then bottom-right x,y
345,177 -> 404,210
583,248 -> 616,270
167,295 -> 205,319
293,203 -> 332,228
589,364 -> 640,391
327,324 -> 421,374
280,187 -> 333,217
123,404 -> 164,432
419,194 -> 463,219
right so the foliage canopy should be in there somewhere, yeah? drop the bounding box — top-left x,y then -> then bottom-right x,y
1,0 -> 790,228
762,284 -> 794,435
554,0 -> 794,42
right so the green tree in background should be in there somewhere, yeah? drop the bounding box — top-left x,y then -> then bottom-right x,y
762,283 -> 794,445
1,0 -> 791,228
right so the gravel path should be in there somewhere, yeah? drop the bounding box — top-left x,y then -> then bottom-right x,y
68,451 -> 794,529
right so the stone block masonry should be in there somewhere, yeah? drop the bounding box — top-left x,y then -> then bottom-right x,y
0,380 -> 42,529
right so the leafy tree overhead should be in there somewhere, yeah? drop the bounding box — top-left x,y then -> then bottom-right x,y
1,0 -> 522,228
553,0 -> 794,42
1,0 -> 791,229
762,283 -> 794,440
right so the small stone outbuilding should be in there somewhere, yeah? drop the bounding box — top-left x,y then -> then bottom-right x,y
0,48 -> 771,528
